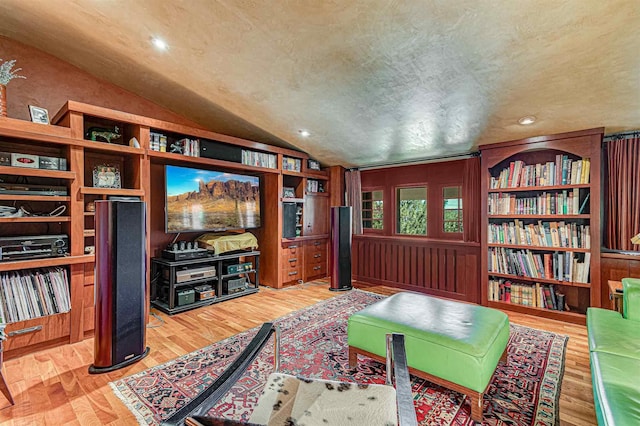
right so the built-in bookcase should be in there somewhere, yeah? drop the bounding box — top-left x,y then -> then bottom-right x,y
480,128 -> 603,324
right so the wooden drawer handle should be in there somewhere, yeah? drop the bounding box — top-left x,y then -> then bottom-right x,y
288,271 -> 298,276
313,266 -> 321,271
288,258 -> 297,262
314,241 -> 321,246
8,325 -> 42,337
314,253 -> 321,258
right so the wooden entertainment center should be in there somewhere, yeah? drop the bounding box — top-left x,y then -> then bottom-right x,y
0,101 -> 337,359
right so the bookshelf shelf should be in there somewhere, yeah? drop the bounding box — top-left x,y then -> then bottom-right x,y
488,272 -> 591,288
488,214 -> 590,219
487,243 -> 590,253
0,166 -> 76,180
79,186 -> 145,197
488,184 -> 590,193
480,128 -> 603,325
0,216 -> 71,223
487,243 -> 591,253
0,254 -> 95,272
147,150 -> 280,174
0,194 -> 71,202
487,300 -> 585,323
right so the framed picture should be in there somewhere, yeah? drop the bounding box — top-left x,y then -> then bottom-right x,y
92,164 -> 121,188
283,186 -> 296,198
308,159 -> 321,171
28,105 -> 50,124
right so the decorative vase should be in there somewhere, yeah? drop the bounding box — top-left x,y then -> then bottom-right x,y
0,85 -> 6,117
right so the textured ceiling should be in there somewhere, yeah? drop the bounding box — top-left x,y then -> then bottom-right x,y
1,1 -> 639,168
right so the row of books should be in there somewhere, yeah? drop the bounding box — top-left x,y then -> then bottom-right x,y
176,138 -> 200,157
488,279 -> 568,311
490,156 -> 591,188
488,191 -> 589,215
241,149 -> 277,169
0,267 -> 71,323
488,220 -> 591,249
488,247 -> 591,283
306,179 -> 324,193
282,156 -> 302,172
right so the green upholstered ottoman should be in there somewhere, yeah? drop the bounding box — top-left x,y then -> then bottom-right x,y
348,292 -> 510,422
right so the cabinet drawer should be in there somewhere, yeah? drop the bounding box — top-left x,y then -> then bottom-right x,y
308,239 -> 327,252
306,250 -> 325,265
281,243 -> 302,257
281,265 -> 302,283
4,312 -> 71,351
306,262 -> 327,278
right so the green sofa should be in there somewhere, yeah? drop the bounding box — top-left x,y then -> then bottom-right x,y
587,277 -> 640,425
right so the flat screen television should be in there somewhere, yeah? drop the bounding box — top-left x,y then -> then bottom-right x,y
165,164 -> 261,233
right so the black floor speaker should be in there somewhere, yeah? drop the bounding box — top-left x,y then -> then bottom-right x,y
89,200 -> 150,374
329,206 -> 352,291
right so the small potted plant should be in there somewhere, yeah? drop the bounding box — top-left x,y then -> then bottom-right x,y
0,59 -> 27,117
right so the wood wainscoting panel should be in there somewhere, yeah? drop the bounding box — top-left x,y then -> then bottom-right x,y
600,252 -> 640,307
352,235 -> 481,303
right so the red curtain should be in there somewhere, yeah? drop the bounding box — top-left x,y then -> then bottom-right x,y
463,156 -> 481,242
606,135 -> 640,251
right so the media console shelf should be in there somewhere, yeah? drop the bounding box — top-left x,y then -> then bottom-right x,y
150,250 -> 260,315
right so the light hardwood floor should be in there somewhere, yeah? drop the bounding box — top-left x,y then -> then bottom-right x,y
0,280 -> 596,425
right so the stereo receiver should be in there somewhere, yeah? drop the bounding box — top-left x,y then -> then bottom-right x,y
170,266 -> 216,283
0,235 -> 68,261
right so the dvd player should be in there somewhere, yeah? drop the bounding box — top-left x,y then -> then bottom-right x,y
0,183 -> 68,196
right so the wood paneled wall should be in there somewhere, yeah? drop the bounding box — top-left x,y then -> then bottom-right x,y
600,252 -> 640,304
352,235 -> 480,302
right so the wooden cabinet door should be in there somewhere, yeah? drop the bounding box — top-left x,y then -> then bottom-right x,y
304,195 -> 329,236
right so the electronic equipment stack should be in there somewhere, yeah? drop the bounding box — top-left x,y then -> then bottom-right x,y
150,250 -> 261,315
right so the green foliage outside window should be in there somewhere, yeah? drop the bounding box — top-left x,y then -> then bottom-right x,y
372,200 -> 383,229
397,187 -> 427,235
443,186 -> 463,233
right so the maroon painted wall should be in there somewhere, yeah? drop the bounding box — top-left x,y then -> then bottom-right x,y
0,36 -> 203,126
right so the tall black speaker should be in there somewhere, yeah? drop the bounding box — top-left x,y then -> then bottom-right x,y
89,200 -> 149,374
329,206 -> 352,291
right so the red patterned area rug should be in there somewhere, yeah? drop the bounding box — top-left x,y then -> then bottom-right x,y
111,290 -> 567,425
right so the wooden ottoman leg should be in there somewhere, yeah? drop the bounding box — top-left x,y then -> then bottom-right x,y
469,391 -> 483,423
348,346 -> 358,368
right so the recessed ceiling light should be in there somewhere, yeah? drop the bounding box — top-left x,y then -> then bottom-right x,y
298,130 -> 310,137
518,116 -> 536,125
151,37 -> 168,51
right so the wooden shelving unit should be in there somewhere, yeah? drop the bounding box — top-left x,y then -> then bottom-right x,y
79,186 -> 145,197
0,216 -> 70,223
480,128 -> 603,324
0,194 -> 71,202
0,165 -> 75,180
0,100 -> 333,358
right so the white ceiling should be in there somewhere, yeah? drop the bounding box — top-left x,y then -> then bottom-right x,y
1,1 -> 639,168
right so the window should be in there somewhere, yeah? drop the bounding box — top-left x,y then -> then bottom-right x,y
443,186 -> 463,233
396,186 -> 427,235
362,190 -> 383,229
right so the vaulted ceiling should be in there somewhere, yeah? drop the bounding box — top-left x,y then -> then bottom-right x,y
1,1 -> 638,167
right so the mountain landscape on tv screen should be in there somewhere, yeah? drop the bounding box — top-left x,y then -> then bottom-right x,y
167,178 -> 260,232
